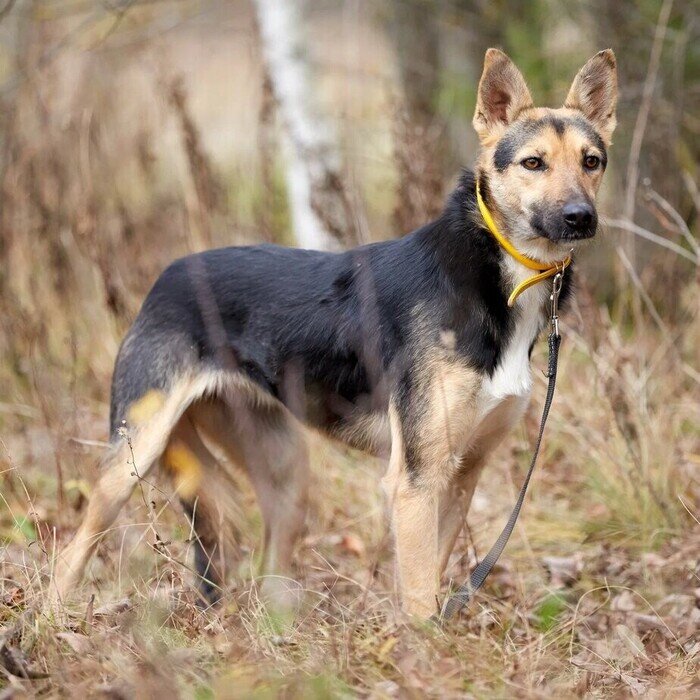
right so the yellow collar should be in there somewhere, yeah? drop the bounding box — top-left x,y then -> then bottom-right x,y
476,181 -> 571,307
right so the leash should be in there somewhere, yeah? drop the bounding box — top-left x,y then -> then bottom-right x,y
435,270 -> 565,623
475,181 -> 571,306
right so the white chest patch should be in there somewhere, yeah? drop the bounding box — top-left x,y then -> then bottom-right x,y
477,262 -> 548,425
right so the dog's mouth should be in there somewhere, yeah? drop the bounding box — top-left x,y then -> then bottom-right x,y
530,215 -> 598,244
557,227 -> 597,241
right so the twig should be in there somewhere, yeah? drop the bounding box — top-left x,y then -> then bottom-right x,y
119,423 -> 170,557
623,0 -> 674,228
0,402 -> 40,418
616,247 -> 671,338
606,218 -> 698,264
642,182 -> 700,255
91,0 -> 138,48
0,0 -> 15,24
677,495 -> 700,527
682,172 -> 700,215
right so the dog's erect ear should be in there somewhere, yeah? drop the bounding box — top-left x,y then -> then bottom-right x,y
565,49 -> 618,143
473,48 -> 533,143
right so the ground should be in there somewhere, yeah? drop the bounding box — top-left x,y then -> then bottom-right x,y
0,302 -> 698,698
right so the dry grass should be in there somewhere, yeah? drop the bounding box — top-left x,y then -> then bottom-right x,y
0,289 -> 698,697
0,2 -> 699,698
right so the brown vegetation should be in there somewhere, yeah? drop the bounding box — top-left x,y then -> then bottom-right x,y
0,1 -> 698,697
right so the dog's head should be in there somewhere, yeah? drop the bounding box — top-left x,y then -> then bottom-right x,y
474,48 -> 617,263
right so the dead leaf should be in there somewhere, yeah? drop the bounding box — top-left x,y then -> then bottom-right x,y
542,554 -> 583,587
1,587 -> 24,609
589,626 -> 644,667
619,672 -> 650,696
615,624 -> 647,659
372,680 -> 400,698
397,651 -> 418,676
658,593 -> 694,611
570,652 -> 608,674
340,533 -> 365,558
56,632 -> 91,655
642,552 -> 666,568
630,612 -> 667,634
683,640 -> 700,658
168,647 -> 198,665
0,640 -> 48,679
213,637 -> 234,656
611,591 -> 636,612
93,598 -> 132,618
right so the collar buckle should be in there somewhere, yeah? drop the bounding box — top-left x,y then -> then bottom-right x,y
550,271 -> 564,337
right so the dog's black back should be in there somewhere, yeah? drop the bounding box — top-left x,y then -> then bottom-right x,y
110,171 -> 572,444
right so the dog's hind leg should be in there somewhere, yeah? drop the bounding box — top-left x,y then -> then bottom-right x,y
167,414 -> 230,607
241,413 -> 309,607
51,376 -> 213,606
189,395 -> 310,610
50,440 -> 158,606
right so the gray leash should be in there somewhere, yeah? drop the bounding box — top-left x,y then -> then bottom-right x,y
435,271 -> 565,623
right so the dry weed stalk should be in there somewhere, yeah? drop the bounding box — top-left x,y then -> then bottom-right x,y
166,75 -> 224,252
391,103 -> 445,234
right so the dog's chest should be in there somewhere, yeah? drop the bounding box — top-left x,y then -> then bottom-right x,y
474,278 -> 547,442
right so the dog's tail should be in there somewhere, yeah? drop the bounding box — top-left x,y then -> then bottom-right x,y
110,369 -> 232,472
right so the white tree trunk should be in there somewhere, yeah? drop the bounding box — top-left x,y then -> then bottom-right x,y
254,0 -> 354,251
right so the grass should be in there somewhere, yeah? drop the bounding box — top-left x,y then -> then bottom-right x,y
0,4 -> 698,693
0,300 -> 698,697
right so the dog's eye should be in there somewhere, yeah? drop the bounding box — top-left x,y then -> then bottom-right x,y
521,157 -> 544,171
583,155 -> 600,170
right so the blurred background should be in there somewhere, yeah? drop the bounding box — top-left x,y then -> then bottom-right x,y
0,1 -> 698,695
0,0 -> 697,395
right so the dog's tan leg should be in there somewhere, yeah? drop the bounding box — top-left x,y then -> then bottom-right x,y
383,407 -> 440,618
51,376 -> 222,605
390,466 -> 484,617
242,417 -> 309,604
169,414 -> 233,605
384,354 -> 481,617
437,462 -> 485,575
193,396 -> 309,607
437,489 -> 464,577
392,481 -> 441,618
51,443 -> 154,604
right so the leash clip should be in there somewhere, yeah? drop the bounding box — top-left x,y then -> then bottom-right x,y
550,270 -> 563,338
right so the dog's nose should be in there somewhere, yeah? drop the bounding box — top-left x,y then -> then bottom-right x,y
562,201 -> 594,231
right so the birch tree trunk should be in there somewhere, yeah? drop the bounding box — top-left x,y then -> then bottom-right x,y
254,0 -> 356,251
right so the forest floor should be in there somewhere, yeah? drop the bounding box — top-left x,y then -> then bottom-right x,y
1,304 -> 699,698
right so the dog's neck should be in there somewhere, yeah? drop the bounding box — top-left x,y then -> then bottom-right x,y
417,169 -> 574,332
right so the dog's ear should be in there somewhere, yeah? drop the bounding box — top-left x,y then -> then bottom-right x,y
564,49 -> 618,143
473,48 -> 533,143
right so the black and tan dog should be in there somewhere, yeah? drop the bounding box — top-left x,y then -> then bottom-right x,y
52,49 -> 617,617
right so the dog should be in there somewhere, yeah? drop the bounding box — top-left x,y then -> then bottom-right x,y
51,48 -> 617,618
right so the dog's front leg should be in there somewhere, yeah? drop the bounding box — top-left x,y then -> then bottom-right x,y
383,406 -> 442,618
384,461 -> 440,617
438,461 -> 485,575
384,359 -> 481,617
392,478 -> 441,618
